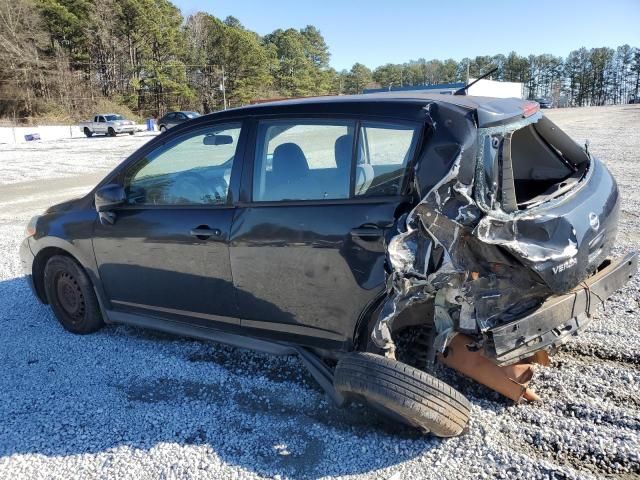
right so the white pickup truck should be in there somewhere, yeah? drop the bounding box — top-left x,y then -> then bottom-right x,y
79,114 -> 136,137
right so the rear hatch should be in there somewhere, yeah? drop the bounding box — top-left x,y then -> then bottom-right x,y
473,106 -> 619,294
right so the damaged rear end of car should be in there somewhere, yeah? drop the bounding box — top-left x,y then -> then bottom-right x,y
366,96 -> 638,408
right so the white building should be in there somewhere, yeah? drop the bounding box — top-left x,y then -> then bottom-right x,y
467,78 -> 524,99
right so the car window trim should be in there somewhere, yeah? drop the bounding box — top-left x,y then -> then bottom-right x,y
244,116 -> 422,204
349,120 -> 360,198
116,203 -> 236,211
399,118 -> 430,197
235,194 -> 410,208
236,115 -> 423,205
243,116 -> 421,203
95,114 -> 425,210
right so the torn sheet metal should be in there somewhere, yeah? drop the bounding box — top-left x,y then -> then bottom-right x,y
371,110 -> 603,362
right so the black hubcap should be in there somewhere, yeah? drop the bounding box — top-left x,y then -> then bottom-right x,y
56,272 -> 85,322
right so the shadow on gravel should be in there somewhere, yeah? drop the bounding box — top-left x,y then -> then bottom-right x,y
0,276 -> 440,479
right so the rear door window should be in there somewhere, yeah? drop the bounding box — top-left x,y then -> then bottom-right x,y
355,122 -> 418,197
253,120 -> 355,201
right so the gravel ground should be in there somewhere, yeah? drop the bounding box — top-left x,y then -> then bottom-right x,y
0,106 -> 639,480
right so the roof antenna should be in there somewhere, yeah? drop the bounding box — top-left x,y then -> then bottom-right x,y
454,67 -> 498,96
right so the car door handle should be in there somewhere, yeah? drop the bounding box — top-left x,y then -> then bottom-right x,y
350,227 -> 384,238
189,227 -> 222,239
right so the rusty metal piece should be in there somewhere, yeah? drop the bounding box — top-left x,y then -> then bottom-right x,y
438,334 -> 541,402
524,350 -> 551,366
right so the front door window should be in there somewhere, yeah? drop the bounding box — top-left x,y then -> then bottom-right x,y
125,124 -> 241,206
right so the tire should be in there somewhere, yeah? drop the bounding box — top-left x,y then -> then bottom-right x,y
108,127 -> 116,137
159,125 -> 167,133
43,255 -> 104,334
129,131 -> 135,135
334,352 -> 470,437
83,127 -> 93,138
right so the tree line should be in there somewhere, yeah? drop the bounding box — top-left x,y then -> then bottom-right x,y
1,0 -> 639,122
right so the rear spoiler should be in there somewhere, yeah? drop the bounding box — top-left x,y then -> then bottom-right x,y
475,99 -> 540,128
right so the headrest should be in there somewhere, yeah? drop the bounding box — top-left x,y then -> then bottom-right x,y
272,143 -> 309,177
334,134 -> 354,172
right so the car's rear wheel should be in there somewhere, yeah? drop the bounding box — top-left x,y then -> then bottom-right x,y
334,352 -> 470,437
83,127 -> 93,138
43,255 -> 104,334
159,125 -> 167,133
129,131 -> 135,135
108,127 -> 116,137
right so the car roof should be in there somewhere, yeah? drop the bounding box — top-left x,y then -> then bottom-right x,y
213,92 -> 472,116
200,92 -> 528,126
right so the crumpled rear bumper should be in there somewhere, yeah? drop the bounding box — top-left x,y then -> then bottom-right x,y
484,252 -> 638,366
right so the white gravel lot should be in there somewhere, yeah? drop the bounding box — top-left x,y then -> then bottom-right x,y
0,106 -> 639,480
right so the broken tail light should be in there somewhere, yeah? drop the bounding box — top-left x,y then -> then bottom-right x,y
522,101 -> 540,118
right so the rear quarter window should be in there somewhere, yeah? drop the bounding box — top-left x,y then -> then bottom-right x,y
356,121 -> 419,197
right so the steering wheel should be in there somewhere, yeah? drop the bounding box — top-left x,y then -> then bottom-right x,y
168,172 -> 229,204
210,176 -> 228,203
168,171 -> 210,204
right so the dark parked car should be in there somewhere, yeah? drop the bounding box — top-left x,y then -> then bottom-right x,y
157,111 -> 201,132
21,93 -> 637,437
534,97 -> 554,108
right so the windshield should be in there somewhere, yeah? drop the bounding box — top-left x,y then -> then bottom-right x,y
105,115 -> 124,121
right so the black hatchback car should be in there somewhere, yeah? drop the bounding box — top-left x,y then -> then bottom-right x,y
20,93 -> 637,437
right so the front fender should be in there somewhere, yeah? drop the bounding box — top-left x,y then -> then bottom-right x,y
29,208 -> 109,311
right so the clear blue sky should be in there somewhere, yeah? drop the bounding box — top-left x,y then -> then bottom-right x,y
173,0 -> 640,71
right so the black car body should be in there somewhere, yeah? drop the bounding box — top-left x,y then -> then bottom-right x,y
20,93 -> 637,436
157,111 -> 201,131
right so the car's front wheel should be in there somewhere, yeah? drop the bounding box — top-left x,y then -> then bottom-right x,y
108,127 -> 116,137
334,352 -> 470,437
43,255 -> 104,334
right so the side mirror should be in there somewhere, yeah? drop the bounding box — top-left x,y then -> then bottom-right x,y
95,184 -> 125,224
95,184 -> 125,212
203,134 -> 233,146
